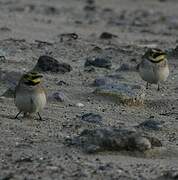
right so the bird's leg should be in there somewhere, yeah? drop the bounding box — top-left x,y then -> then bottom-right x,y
146,82 -> 149,89
157,83 -> 160,91
15,111 -> 22,119
37,112 -> 44,121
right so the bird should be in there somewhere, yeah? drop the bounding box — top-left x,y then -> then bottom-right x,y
138,48 -> 169,91
14,71 -> 46,120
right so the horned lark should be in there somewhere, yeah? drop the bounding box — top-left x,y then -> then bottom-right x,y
138,48 -> 169,91
14,71 -> 46,120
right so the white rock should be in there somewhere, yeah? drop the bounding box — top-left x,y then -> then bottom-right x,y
76,102 -> 84,107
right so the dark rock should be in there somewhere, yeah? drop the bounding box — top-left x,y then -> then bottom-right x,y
59,33 -> 78,42
84,66 -> 95,72
44,6 -> 60,15
0,173 -> 13,180
84,5 -> 96,11
100,32 -> 118,39
0,70 -> 22,87
68,128 -> 161,153
106,74 -> 125,80
34,55 -> 72,73
91,46 -> 103,53
94,83 -> 145,106
1,87 -> 15,98
137,119 -> 165,131
81,113 -> 103,124
86,0 -> 95,5
0,26 -> 11,32
116,63 -> 137,71
156,170 -> 178,180
92,77 -> 108,87
50,91 -> 67,102
15,155 -> 33,163
85,57 -> 112,69
57,80 -> 68,86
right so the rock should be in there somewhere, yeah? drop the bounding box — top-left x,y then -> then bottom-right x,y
49,91 -> 68,102
92,77 -> 108,87
116,63 -> 137,71
34,55 -> 72,73
1,87 -> 15,98
106,74 -> 125,80
86,0 -> 95,5
84,57 -> 112,69
94,83 -> 145,106
76,103 -> 85,107
99,32 -> 118,39
156,170 -> 178,180
68,128 -> 161,153
137,119 -> 165,131
0,70 -> 22,86
44,6 -> 60,15
56,80 -> 68,86
84,66 -> 95,72
15,155 -> 33,163
167,46 -> 178,57
59,33 -> 78,42
81,113 -> 102,124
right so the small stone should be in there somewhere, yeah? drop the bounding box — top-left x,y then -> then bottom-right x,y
0,70 -> 22,86
100,32 -> 118,39
92,77 -> 107,87
76,103 -> 85,107
59,33 -> 78,42
0,26 -> 11,32
84,57 -> 112,69
84,5 -> 96,11
15,155 -> 33,163
44,6 -> 60,15
51,91 -> 67,102
157,170 -> 178,179
84,66 -> 95,72
1,87 -> 15,98
137,119 -> 165,131
81,113 -> 102,124
46,166 -> 58,171
116,63 -> 137,71
94,83 -> 145,106
57,80 -> 68,86
34,55 -> 72,73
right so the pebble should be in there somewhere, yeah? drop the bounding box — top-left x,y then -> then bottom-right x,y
50,91 -> 67,102
116,63 -> 137,71
92,77 -> 108,87
84,57 -> 112,69
81,113 -> 102,124
99,32 -> 118,39
76,103 -> 85,107
137,119 -> 165,131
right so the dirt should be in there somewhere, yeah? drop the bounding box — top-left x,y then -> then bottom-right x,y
1,0 -> 178,179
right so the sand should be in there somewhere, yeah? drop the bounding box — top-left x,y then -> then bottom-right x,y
0,0 -> 178,179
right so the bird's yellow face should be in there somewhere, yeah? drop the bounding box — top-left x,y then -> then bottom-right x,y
22,72 -> 43,86
146,48 -> 166,63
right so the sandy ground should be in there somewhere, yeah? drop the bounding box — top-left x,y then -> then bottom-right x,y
1,0 -> 178,179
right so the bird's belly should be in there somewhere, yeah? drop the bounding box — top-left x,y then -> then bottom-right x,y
139,65 -> 169,84
15,92 -> 46,113
156,66 -> 169,82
